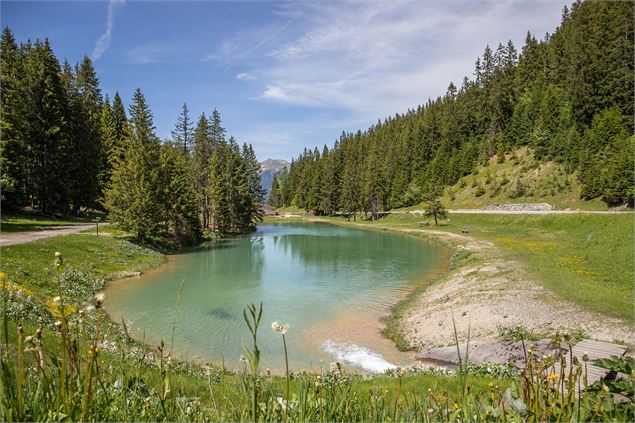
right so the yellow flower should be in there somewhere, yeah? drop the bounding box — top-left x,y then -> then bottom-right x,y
548,373 -> 558,381
488,382 -> 494,389
453,403 -> 460,410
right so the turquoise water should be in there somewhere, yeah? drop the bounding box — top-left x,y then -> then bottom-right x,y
104,222 -> 447,372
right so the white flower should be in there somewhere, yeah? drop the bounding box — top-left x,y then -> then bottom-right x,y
94,292 -> 105,308
54,252 -> 62,258
272,321 -> 288,334
53,296 -> 61,303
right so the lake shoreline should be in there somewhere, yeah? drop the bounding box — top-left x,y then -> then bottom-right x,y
270,214 -> 635,352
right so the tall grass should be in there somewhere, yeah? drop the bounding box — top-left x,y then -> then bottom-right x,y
0,252 -> 633,421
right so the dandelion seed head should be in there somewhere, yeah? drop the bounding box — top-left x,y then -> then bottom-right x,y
272,321 -> 288,334
94,292 -> 105,308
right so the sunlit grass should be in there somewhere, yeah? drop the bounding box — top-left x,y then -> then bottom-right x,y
369,212 -> 634,322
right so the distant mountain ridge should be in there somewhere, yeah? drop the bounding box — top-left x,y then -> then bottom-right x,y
260,159 -> 290,198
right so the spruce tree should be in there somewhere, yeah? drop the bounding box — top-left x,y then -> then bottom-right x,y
0,27 -> 26,208
171,103 -> 193,155
105,88 -> 163,241
160,142 -> 201,243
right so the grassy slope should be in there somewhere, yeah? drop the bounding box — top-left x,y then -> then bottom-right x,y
360,212 -> 634,322
403,147 -> 608,211
1,228 -> 163,297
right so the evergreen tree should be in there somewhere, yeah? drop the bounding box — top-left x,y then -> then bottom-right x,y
0,27 -> 26,208
171,103 -> 193,155
160,142 -> 201,243
105,88 -> 163,241
111,92 -> 130,152
20,39 -> 71,212
70,56 -> 102,212
193,113 -> 212,228
99,95 -> 118,190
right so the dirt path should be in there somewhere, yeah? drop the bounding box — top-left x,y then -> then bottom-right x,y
0,224 -> 100,246
402,209 -> 630,215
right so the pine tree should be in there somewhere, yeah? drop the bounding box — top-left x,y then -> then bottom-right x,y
20,39 -> 71,213
171,103 -> 193,155
242,143 -> 265,226
0,27 -> 26,208
193,113 -> 212,228
105,88 -> 163,241
208,142 -> 230,233
160,142 -> 201,243
70,56 -> 102,212
111,92 -> 130,150
99,95 -> 118,190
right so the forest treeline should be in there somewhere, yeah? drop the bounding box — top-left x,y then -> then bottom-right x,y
0,28 -> 264,243
269,0 -> 634,215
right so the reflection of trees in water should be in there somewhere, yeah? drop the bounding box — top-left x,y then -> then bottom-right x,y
198,236 -> 265,288
274,232 -> 425,277
244,236 -> 265,286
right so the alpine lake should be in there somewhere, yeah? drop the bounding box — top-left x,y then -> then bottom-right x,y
104,221 -> 448,373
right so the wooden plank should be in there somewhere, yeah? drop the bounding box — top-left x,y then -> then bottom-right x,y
552,340 -> 627,386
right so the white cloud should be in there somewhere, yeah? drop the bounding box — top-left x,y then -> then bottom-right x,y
236,72 -> 257,81
91,0 -> 126,61
254,0 -> 564,118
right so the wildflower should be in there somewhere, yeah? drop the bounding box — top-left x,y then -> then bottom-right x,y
453,403 -> 460,410
239,355 -> 247,364
548,373 -> 558,381
266,368 -> 271,377
601,384 -> 609,394
582,351 -> 589,362
427,408 -> 435,416
271,321 -> 288,334
276,397 -> 288,411
94,292 -> 105,309
488,382 -> 494,389
54,320 -> 62,329
53,296 -> 61,304
54,252 -> 63,267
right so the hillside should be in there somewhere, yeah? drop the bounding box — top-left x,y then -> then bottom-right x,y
434,147 -> 608,211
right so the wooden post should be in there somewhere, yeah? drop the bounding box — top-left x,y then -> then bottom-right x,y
92,217 -> 101,236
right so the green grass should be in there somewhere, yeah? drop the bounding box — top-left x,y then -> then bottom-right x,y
0,211 -> 105,233
365,212 -> 635,322
1,221 -> 633,421
1,232 -> 163,298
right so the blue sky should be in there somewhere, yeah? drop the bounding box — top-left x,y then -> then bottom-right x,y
1,0 -> 565,161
